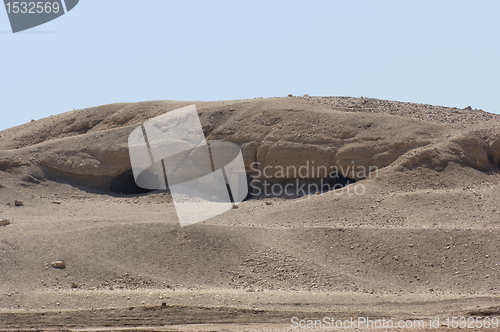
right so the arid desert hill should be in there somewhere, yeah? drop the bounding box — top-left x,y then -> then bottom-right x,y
1,96 -> 500,191
1,96 -> 500,330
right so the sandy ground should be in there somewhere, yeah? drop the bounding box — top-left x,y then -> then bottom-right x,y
0,97 -> 500,330
0,173 -> 499,330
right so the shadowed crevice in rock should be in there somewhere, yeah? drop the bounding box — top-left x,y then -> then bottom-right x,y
245,172 -> 357,199
109,170 -> 157,195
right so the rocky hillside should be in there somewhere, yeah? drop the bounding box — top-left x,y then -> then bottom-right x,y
0,96 -> 499,192
1,97 -> 500,324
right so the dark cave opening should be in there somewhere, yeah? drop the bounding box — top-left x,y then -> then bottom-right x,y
321,171 -> 357,191
244,172 -> 356,200
109,170 -> 356,198
109,169 -> 157,195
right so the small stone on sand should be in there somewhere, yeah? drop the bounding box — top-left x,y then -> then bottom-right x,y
51,260 -> 66,269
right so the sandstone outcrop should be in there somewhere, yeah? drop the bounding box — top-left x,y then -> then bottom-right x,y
0,97 -> 498,192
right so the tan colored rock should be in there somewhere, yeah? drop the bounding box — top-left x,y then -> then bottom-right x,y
0,218 -> 10,226
397,144 -> 452,171
256,141 -> 336,179
50,260 -> 66,269
14,200 -> 23,206
451,136 -> 490,171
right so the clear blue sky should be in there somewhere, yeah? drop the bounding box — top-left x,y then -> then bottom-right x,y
1,1 -> 499,131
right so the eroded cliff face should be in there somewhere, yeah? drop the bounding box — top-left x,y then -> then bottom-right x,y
0,97 -> 498,192
1,97 -> 500,312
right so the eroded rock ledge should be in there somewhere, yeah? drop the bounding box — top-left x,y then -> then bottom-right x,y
0,97 -> 498,192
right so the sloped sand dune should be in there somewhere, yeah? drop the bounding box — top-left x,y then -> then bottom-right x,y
0,96 -> 499,330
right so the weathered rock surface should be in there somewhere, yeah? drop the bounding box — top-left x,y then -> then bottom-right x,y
0,97 -> 498,191
50,260 -> 66,269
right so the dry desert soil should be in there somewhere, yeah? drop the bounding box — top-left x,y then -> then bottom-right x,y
0,96 -> 500,331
